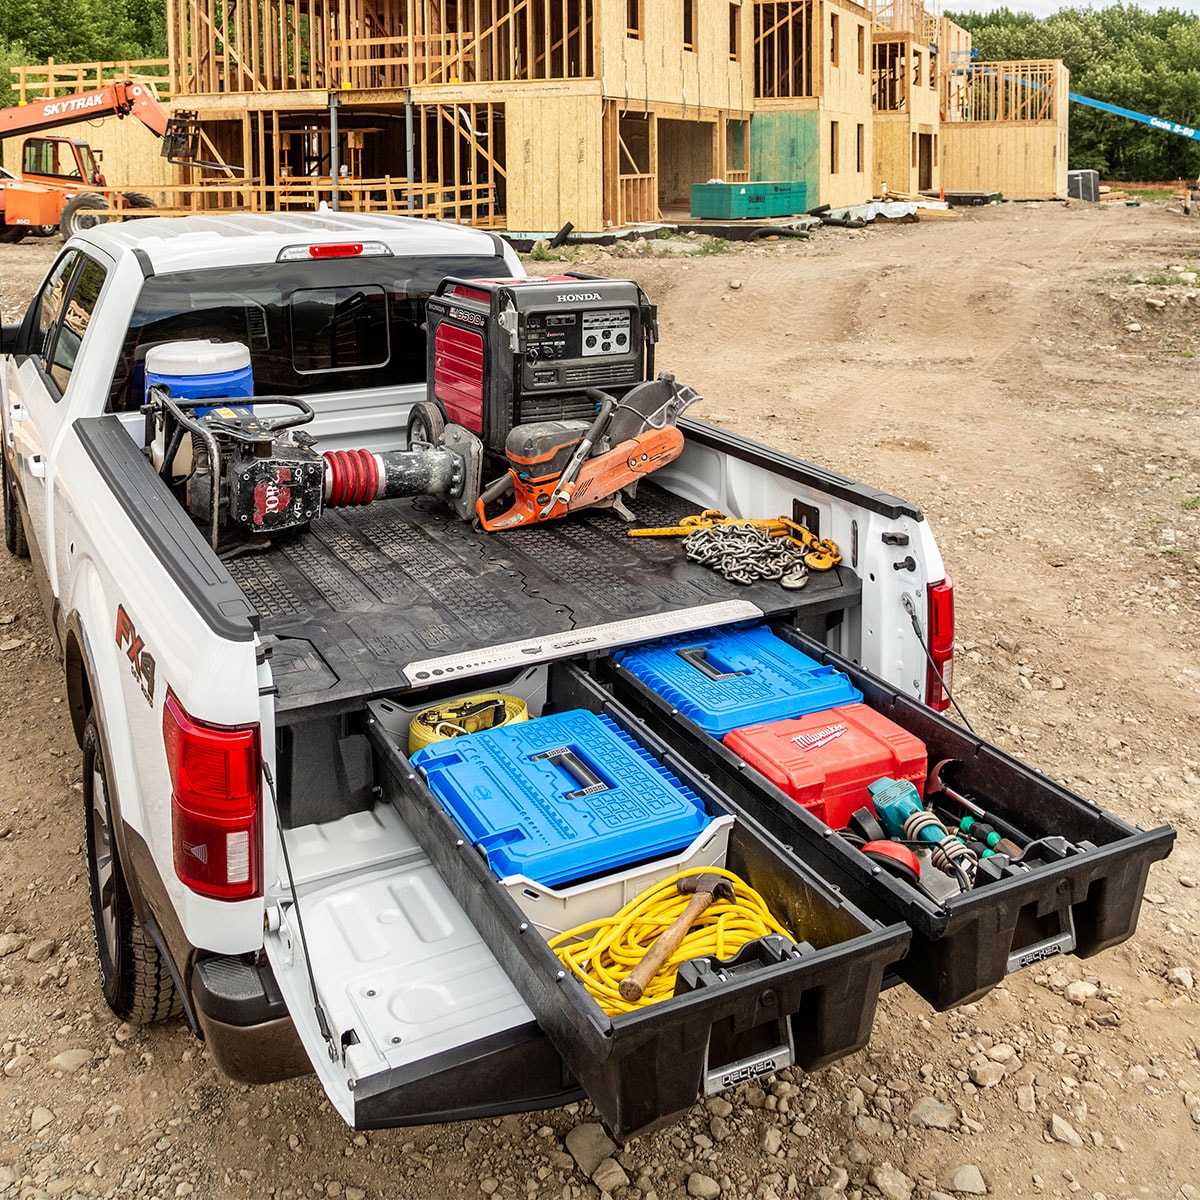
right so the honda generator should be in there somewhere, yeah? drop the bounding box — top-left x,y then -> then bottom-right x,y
425,275 -> 658,455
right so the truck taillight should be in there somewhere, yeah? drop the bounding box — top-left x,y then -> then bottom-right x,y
925,578 -> 955,712
164,691 -> 262,901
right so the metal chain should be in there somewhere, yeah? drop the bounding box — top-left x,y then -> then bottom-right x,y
682,524 -> 809,589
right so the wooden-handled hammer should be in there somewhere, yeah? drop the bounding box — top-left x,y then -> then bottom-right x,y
618,873 -> 736,1003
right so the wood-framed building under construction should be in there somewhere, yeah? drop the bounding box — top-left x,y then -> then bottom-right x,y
940,58 -> 1070,200
161,0 -> 894,226
2,2 -> 1072,229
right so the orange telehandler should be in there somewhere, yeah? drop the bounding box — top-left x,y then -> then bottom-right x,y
0,80 -> 208,241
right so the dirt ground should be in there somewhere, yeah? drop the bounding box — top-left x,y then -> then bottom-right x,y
0,201 -> 1197,1200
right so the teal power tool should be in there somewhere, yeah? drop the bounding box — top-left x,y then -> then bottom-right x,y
868,777 -> 979,890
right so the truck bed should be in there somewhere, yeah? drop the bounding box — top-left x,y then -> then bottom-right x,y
228,484 -> 862,720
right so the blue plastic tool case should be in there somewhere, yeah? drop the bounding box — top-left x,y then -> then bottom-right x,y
613,624 -> 862,735
410,709 -> 711,887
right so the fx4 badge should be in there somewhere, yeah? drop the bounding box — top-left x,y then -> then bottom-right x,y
115,604 -> 157,706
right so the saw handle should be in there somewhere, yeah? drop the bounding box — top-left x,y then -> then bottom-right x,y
618,890 -> 715,1003
478,471 -> 515,506
539,395 -> 615,517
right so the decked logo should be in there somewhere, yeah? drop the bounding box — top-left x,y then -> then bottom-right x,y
115,604 -> 157,706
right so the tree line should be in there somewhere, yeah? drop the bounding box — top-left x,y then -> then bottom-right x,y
0,0 -> 165,92
946,4 -> 1200,181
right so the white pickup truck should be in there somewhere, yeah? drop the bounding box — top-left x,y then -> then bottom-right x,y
1,213 -> 1171,1140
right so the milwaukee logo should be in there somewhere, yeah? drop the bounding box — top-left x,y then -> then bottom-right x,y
42,94 -> 107,117
790,723 -> 846,752
558,292 -> 601,302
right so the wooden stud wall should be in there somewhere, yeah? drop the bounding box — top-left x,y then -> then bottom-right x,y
9,58 -> 172,102
170,0 -> 596,95
753,2 -> 816,99
944,59 -> 1063,124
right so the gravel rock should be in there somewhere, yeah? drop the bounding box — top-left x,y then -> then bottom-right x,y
565,1123 -> 616,1177
760,1124 -> 783,1155
1016,1085 -> 1036,1114
25,937 -> 56,964
1166,966 -> 1194,989
46,1048 -> 91,1074
867,1164 -> 913,1200
591,1158 -> 629,1193
909,1097 -> 957,1129
1049,1114 -> 1084,1146
30,1105 -> 54,1133
687,1171 -> 721,1199
968,1061 -> 1006,1088
1065,980 -> 1098,1005
0,933 -> 24,958
942,1164 -> 987,1195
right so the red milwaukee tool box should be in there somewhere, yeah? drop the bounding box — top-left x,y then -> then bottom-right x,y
723,704 -> 927,830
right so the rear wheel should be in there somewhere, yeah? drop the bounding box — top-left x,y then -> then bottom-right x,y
406,400 -> 446,448
83,712 -> 181,1024
2,454 -> 28,558
59,192 -> 108,239
122,192 -> 156,217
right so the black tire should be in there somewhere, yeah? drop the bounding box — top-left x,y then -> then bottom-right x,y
122,192 -> 156,209
59,192 -> 108,240
83,713 -> 181,1024
2,453 -> 29,558
0,224 -> 27,243
407,400 -> 446,448
32,224 -> 57,238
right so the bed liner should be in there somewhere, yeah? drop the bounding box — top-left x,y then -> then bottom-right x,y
230,483 -> 862,720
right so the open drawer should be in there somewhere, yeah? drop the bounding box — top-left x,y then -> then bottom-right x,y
596,624 -> 1176,1011
364,664 -> 909,1141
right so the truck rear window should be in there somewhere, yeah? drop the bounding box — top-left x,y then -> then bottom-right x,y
108,252 -> 508,411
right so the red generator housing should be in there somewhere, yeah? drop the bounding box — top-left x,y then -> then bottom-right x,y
425,275 -> 657,456
724,704 -> 928,830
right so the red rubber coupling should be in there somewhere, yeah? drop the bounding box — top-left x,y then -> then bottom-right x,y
861,840 -> 921,885
324,449 -> 380,507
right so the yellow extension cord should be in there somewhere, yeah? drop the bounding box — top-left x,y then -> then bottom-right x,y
548,866 -> 795,1016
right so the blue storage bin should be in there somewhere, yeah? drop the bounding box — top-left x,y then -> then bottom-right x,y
411,710 -> 711,888
613,624 -> 862,735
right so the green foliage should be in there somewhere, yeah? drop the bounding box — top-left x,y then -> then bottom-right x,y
945,4 -> 1200,182
0,0 -> 165,73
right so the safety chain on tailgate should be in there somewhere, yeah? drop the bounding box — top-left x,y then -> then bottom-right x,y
682,524 -> 810,589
